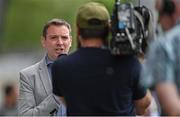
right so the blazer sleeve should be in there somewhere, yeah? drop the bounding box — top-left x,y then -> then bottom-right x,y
18,71 -> 59,116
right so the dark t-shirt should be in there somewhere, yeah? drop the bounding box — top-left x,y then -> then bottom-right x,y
52,47 -> 146,116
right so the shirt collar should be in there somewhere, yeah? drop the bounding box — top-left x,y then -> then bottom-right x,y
45,55 -> 54,66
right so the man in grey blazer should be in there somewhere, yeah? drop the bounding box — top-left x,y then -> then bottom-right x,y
18,18 -> 72,116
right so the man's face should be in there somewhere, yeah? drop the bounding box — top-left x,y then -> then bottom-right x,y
41,25 -> 72,60
156,0 -> 173,31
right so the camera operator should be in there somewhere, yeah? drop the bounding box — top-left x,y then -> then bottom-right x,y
52,2 -> 151,116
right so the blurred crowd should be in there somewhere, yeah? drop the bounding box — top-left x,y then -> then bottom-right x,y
0,82 -> 18,116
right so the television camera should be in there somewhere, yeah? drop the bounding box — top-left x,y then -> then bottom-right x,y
110,0 -> 152,55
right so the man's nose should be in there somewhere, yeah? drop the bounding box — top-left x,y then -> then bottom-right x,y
57,37 -> 63,45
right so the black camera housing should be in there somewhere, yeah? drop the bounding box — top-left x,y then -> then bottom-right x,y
110,0 -> 149,55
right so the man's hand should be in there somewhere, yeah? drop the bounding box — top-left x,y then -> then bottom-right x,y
134,90 -> 152,115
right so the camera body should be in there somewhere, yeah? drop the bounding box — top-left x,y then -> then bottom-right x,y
110,0 -> 149,55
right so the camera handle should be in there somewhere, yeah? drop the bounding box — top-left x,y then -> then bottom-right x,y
125,27 -> 135,49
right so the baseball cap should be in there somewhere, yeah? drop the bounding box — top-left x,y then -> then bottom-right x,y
76,2 -> 110,29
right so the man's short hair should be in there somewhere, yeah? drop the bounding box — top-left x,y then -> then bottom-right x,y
76,2 -> 110,39
42,18 -> 71,38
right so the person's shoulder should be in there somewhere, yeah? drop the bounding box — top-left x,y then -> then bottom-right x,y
20,60 -> 40,75
121,55 -> 142,71
113,55 -> 141,70
56,51 -> 79,63
19,60 -> 42,83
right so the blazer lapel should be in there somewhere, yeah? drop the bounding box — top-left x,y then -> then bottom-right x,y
38,57 -> 52,95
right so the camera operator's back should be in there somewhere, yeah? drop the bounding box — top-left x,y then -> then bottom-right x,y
53,48 -> 148,115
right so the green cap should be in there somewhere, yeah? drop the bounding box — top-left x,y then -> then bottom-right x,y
76,2 -> 110,29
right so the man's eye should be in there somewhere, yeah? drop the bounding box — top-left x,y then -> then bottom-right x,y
61,36 -> 69,40
50,36 -> 57,39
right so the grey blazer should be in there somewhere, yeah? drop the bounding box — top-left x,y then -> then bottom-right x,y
18,57 -> 59,116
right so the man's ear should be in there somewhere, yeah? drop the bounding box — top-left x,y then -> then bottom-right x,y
69,35 -> 72,47
41,36 -> 45,47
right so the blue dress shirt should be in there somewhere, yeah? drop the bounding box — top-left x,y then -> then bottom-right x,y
45,55 -> 67,116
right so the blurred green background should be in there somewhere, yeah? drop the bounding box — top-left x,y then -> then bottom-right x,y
0,0 -> 156,109
0,0 -> 136,53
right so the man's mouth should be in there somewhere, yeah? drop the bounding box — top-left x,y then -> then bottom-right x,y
55,48 -> 64,53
